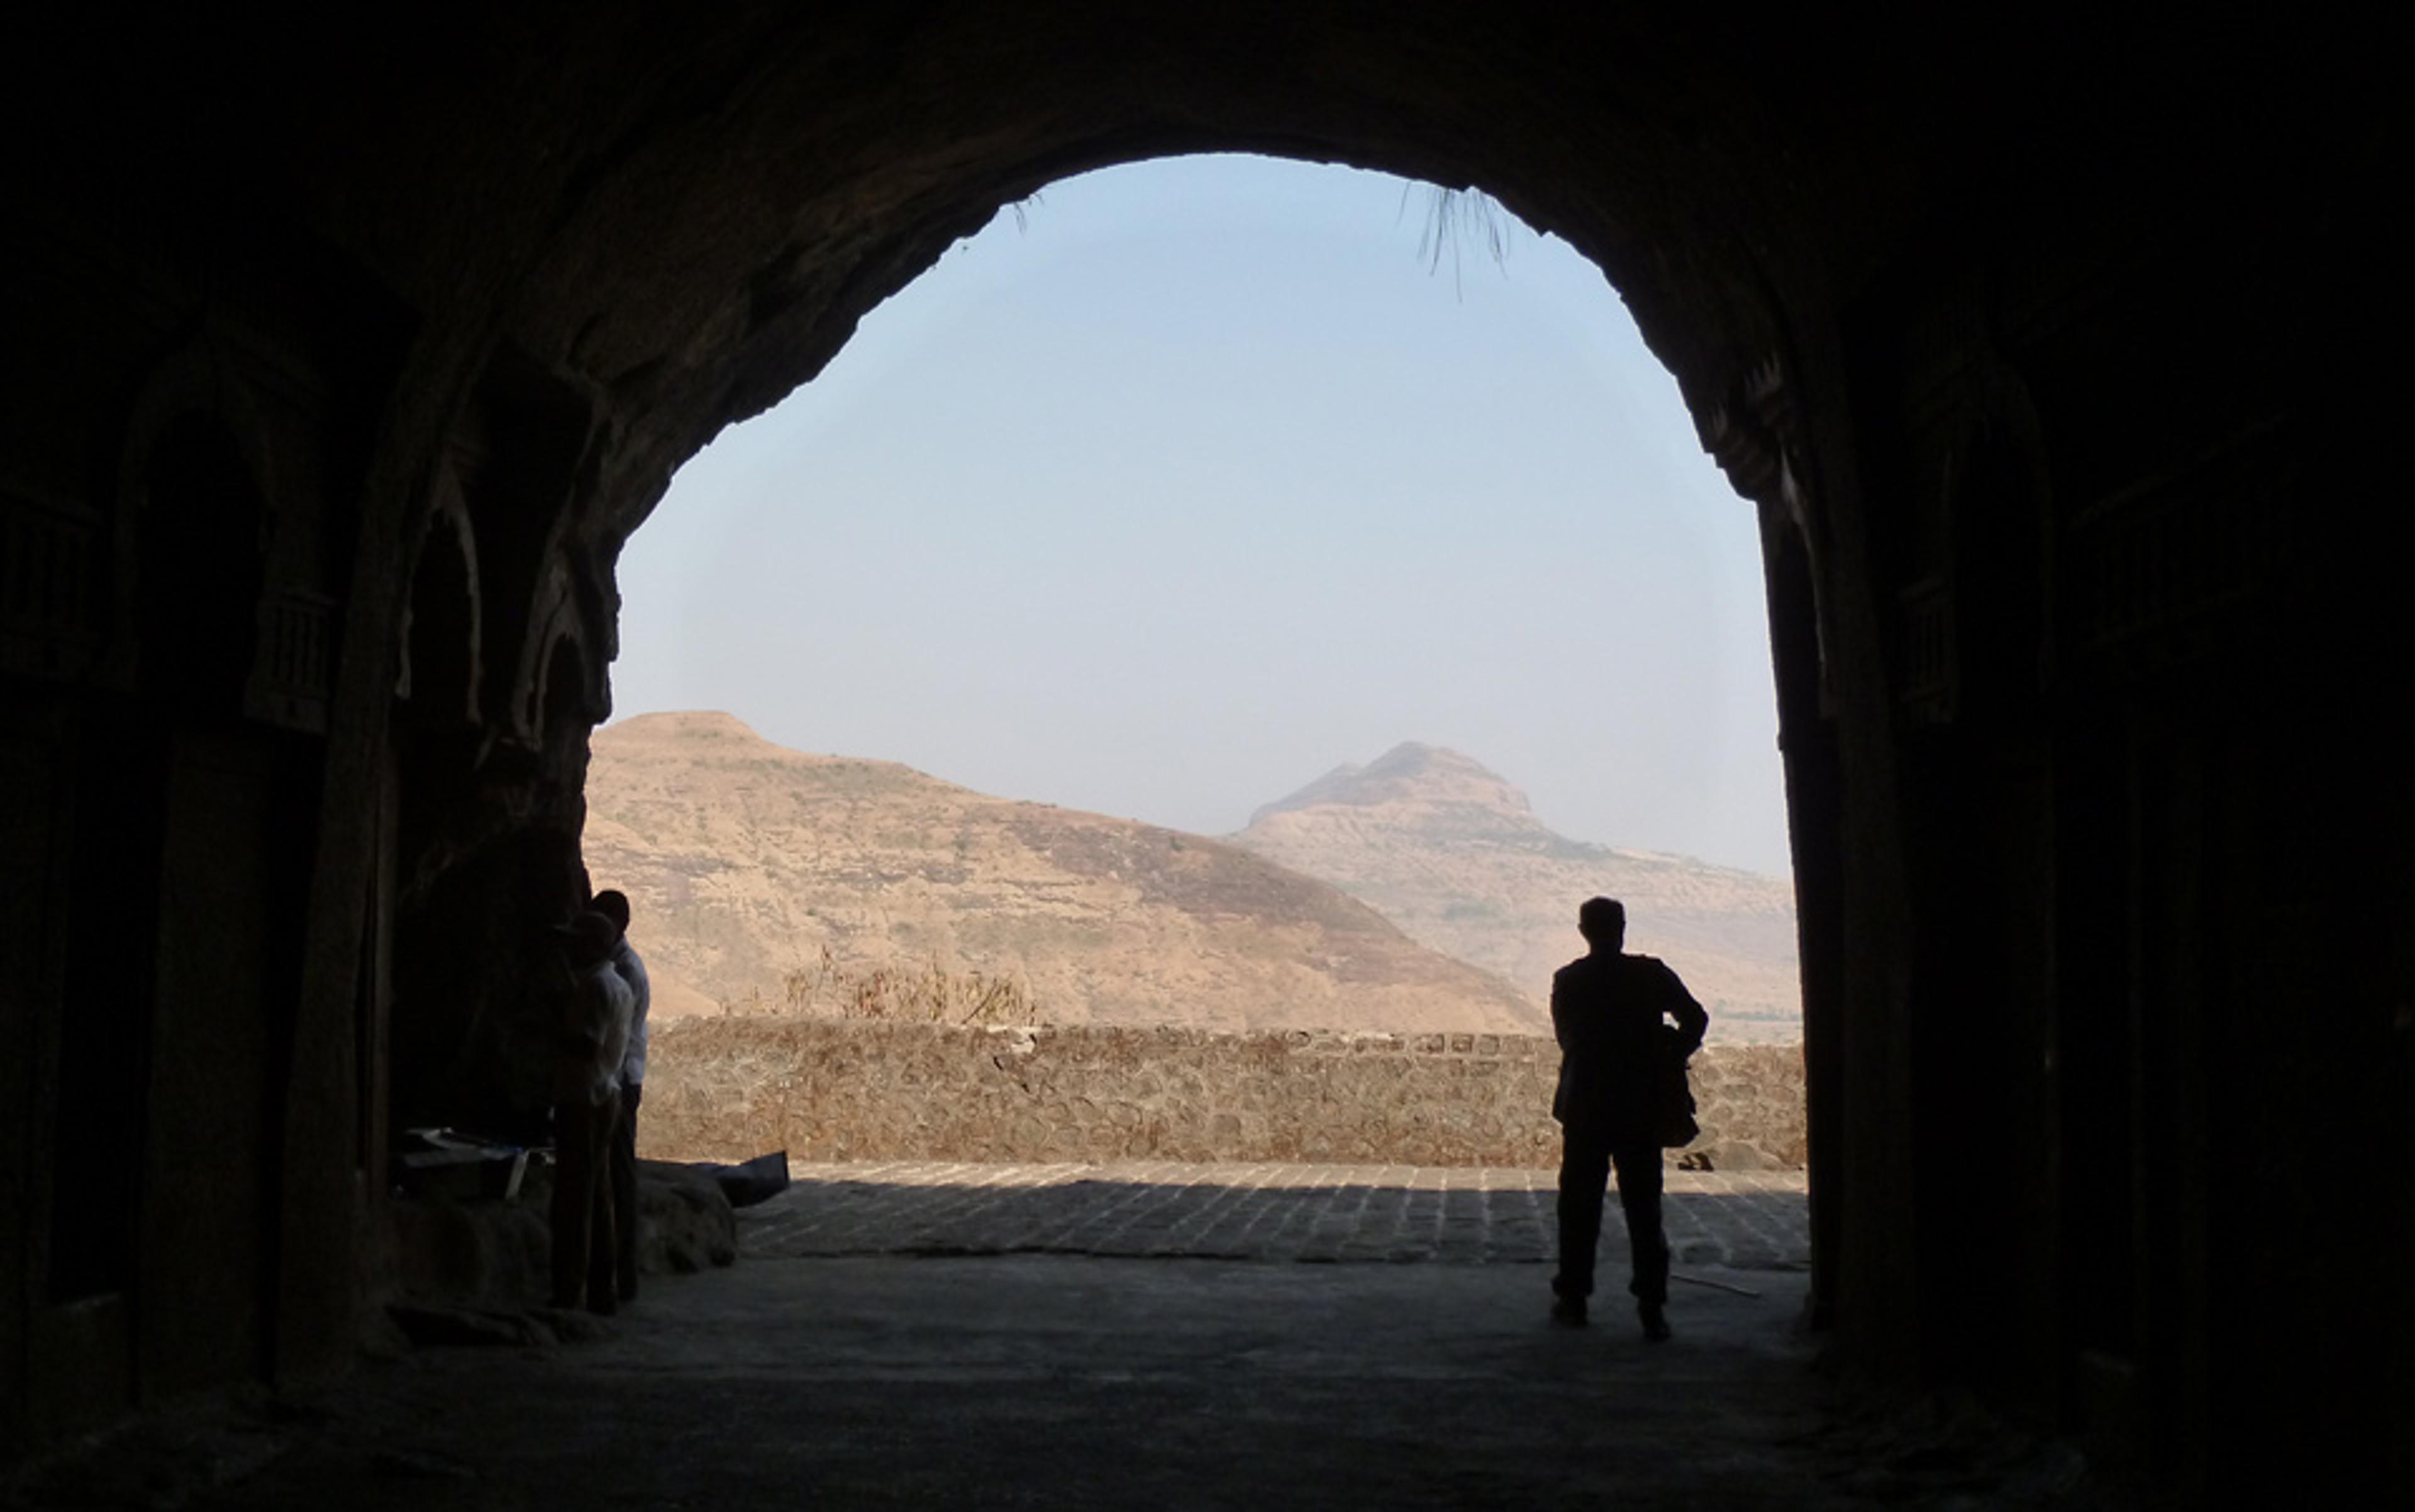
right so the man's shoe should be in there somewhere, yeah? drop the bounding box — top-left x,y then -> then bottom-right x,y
1639,1303 -> 1670,1341
1550,1295 -> 1590,1327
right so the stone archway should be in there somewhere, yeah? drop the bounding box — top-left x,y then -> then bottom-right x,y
3,9 -> 2404,1498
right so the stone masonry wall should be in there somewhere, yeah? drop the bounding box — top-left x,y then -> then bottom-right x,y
642,1020 -> 1806,1170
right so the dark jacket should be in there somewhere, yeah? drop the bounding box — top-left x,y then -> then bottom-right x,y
1550,951 -> 1709,1144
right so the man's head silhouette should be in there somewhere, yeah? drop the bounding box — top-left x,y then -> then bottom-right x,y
592,889 -> 631,933
1578,896 -> 1626,952
553,909 -> 620,967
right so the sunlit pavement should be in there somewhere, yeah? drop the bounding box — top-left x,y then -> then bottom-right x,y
748,1161 -> 1811,1272
11,1166 -> 2116,1510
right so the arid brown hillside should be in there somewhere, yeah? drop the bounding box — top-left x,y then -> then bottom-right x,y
583,713 -> 1545,1034
1234,744 -> 1801,1040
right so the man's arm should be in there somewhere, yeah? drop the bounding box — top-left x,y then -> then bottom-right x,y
1660,964 -> 1709,1057
1550,969 -> 1575,1051
614,943 -> 652,1087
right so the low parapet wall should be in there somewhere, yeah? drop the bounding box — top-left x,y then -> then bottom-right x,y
642,1020 -> 1806,1170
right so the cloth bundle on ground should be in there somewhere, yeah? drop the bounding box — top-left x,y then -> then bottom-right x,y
704,1151 -> 791,1208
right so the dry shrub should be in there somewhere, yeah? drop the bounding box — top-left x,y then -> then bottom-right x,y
774,946 -> 1041,1026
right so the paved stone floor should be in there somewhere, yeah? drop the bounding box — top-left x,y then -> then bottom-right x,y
750,1162 -> 1813,1274
7,1165 -> 2120,1511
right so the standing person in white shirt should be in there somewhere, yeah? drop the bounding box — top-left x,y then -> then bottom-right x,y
593,889 -> 651,1301
548,909 -> 634,1314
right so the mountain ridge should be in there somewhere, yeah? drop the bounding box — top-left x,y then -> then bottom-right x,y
583,712 -> 1546,1035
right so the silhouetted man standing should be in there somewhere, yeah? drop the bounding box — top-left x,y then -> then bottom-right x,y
1549,896 -> 1707,1337
594,888 -> 650,1301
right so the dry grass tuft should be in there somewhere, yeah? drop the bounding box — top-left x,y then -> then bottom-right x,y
751,946 -> 1043,1026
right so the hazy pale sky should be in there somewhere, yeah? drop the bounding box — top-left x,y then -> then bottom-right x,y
611,154 -> 1790,875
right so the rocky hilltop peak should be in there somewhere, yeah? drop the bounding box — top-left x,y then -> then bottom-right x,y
597,710 -> 911,777
1248,743 -> 1545,836
623,709 -> 767,743
1234,746 -> 1801,1041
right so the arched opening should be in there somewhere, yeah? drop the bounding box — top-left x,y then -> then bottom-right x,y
608,154 -> 1794,1051
441,112 -> 1845,1492
391,626 -> 601,1140
572,157 -> 1817,1477
39,406 -> 326,1413
394,493 -> 485,881
397,503 -> 482,731
388,494 -> 491,1135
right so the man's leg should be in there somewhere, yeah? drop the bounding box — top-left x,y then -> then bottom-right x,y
550,1099 -> 596,1309
610,1082 -> 642,1300
585,1087 -> 621,1313
1555,1128 -> 1612,1319
1611,1143 -> 1671,1335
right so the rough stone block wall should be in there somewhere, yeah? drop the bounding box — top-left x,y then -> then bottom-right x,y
643,1020 -> 1806,1170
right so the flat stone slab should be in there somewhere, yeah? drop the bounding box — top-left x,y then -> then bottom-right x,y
745,1161 -> 1813,1273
